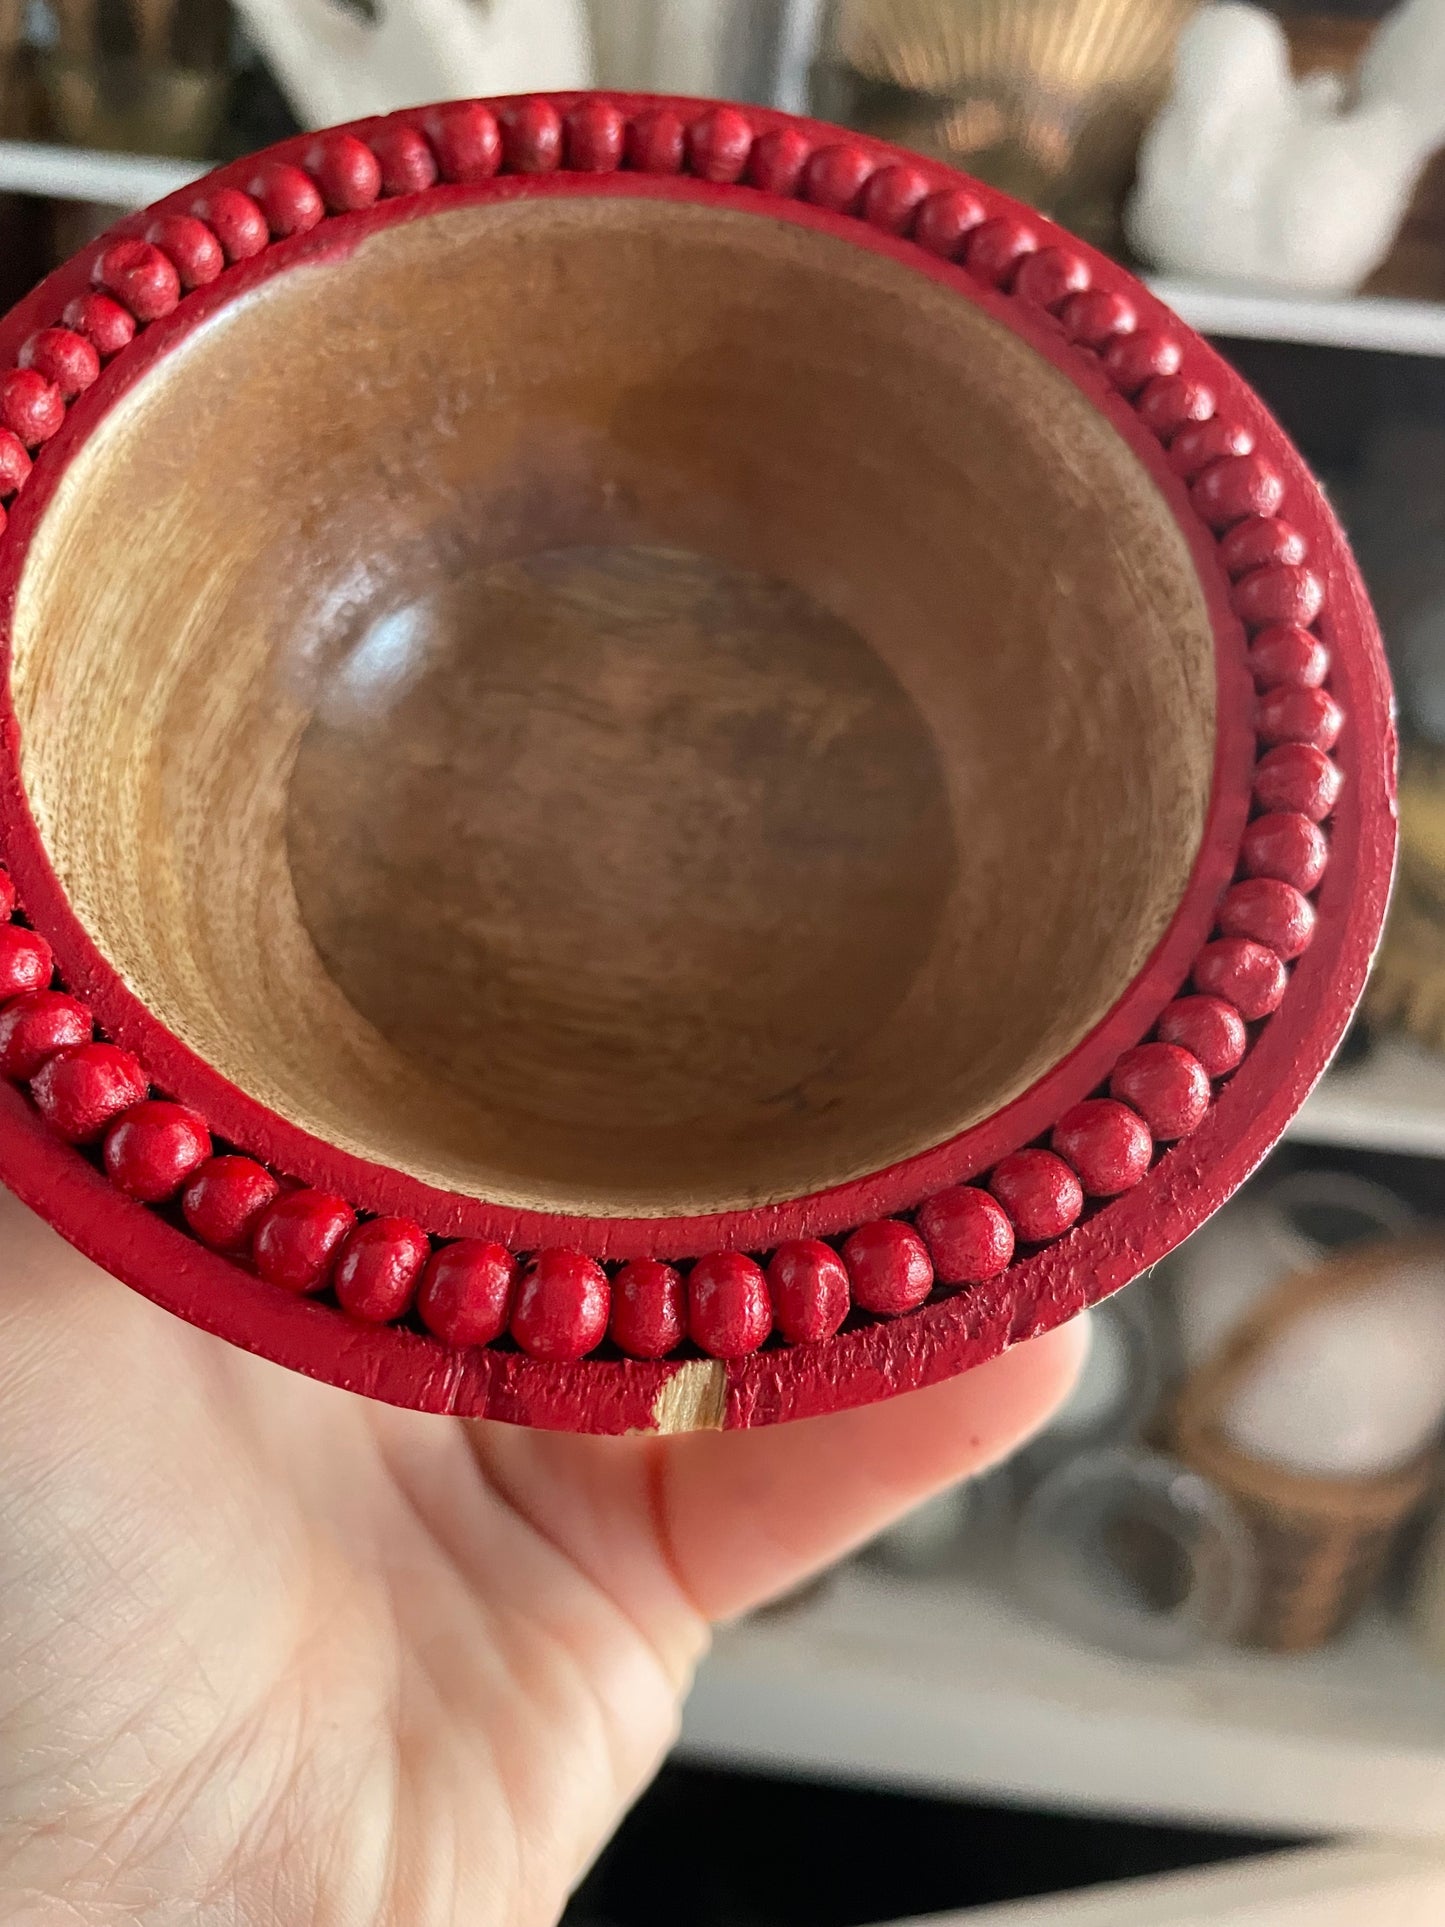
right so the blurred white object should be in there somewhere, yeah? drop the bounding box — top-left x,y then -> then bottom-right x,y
1171,1168 -> 1415,1370
233,0 -> 592,128
587,1 -> 794,100
1221,1252 -> 1445,1477
589,0 -> 725,95
1127,0 -> 1445,292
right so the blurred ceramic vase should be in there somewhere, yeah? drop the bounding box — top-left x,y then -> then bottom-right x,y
813,0 -> 1195,246
1013,1446 -> 1256,1659
1128,0 -> 1445,291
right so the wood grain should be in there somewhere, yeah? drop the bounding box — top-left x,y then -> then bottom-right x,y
9,195 -> 1215,1217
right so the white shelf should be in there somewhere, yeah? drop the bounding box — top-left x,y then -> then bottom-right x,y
1149,275 -> 1445,358
682,1563 -> 1445,1836
0,139 -> 207,208
1289,1036 -> 1445,1159
2,134 -> 1445,361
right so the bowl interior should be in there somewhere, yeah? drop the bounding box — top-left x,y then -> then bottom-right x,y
9,195 -> 1216,1217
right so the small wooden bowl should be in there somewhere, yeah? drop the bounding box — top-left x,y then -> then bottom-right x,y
0,96 -> 1395,1431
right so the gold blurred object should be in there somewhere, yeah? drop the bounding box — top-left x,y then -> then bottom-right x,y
817,0 -> 1197,247
41,0 -> 231,159
1368,750 -> 1445,1052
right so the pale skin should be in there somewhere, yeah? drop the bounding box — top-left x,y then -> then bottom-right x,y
0,1187 -> 1084,1926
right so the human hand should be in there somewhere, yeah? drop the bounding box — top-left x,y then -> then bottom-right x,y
0,1188 -> 1082,1926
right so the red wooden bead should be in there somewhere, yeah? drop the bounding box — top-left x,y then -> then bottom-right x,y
145,212 -> 224,288
498,97 -> 563,174
1232,563 -> 1324,631
417,1239 -> 516,1346
0,923 -> 52,998
190,186 -> 269,260
767,1239 -> 851,1345
0,369 -> 64,448
0,427 -> 30,496
1169,417 -> 1253,478
181,1155 -> 281,1251
1193,937 -> 1288,1020
1136,374 -> 1214,437
423,102 -> 501,182
746,125 -> 812,195
1060,287 -> 1136,348
1013,246 -> 1090,310
1253,741 -> 1343,820
1241,811 -> 1328,891
860,161 -> 930,233
93,237 -> 181,321
103,1099 -> 211,1202
512,1249 -> 610,1359
565,99 -> 625,172
1158,995 -> 1248,1078
803,141 -> 875,213
687,104 -> 754,183
989,1148 -> 1083,1243
369,122 -> 438,196
842,1219 -> 934,1315
0,865 -> 13,918
1222,519 -> 1309,579
965,215 -> 1037,287
915,1185 -> 1015,1285
1109,1043 -> 1210,1140
334,1215 -> 428,1323
1256,684 -> 1344,752
252,1189 -> 355,1293
912,185 -> 986,256
1218,877 -> 1316,959
1102,328 -> 1182,394
608,1257 -> 686,1359
305,131 -> 381,211
1052,1099 -> 1153,1196
31,1041 -> 147,1143
246,160 -> 325,237
626,105 -> 685,173
0,989 -> 90,1080
1247,623 -> 1328,687
61,291 -> 136,358
1191,452 -> 1284,529
19,327 -> 100,398
688,1251 -> 771,1357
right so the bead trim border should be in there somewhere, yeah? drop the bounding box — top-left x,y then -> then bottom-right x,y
0,96 -> 1344,1366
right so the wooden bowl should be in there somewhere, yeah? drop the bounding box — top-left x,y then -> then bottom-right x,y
0,96 -> 1394,1431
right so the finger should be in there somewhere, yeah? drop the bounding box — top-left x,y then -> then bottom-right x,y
658,1319 -> 1087,1621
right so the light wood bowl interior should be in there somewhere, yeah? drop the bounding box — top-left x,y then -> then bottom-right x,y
10,196 -> 1216,1217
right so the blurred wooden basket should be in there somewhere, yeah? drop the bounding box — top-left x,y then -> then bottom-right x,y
1173,1239 -> 1445,1652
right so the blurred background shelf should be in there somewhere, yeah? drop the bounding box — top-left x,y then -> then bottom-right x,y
6,135 -> 1445,367
682,1564 -> 1445,1839
1149,277 -> 1445,359
1291,1036 -> 1445,1158
0,137 -> 204,206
